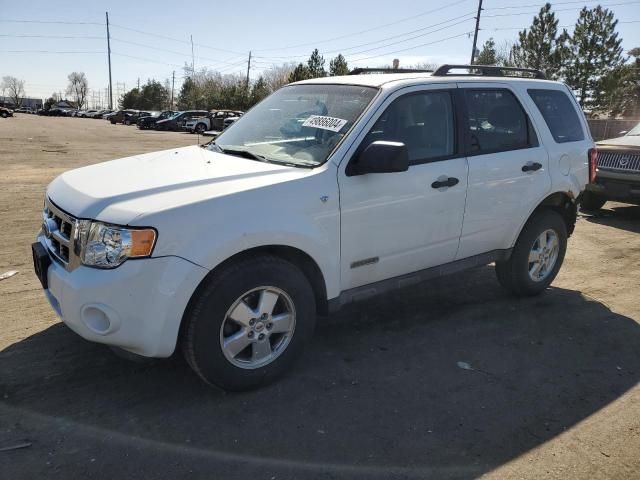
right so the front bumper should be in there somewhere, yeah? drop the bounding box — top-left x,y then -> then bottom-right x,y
36,235 -> 209,357
586,169 -> 640,204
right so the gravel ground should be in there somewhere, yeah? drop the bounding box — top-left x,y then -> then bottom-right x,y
1,114 -> 639,479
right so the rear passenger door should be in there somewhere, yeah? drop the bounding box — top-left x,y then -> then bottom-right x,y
456,83 -> 551,259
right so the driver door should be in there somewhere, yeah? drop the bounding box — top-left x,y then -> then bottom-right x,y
339,84 -> 468,290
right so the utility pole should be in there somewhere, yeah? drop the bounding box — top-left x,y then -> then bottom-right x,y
190,34 -> 195,76
470,0 -> 483,65
106,12 -> 113,109
246,50 -> 252,89
137,77 -> 140,90
171,71 -> 175,110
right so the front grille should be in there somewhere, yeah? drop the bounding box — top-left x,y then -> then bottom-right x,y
42,198 -> 80,271
597,151 -> 640,173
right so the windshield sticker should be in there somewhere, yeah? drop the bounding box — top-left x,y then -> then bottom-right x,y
302,115 -> 348,132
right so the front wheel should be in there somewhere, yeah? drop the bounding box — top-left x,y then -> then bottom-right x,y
1,112 -> 7,118
181,255 -> 316,391
195,123 -> 207,134
495,209 -> 567,296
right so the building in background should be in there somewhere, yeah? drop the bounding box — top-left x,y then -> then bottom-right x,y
0,96 -> 43,110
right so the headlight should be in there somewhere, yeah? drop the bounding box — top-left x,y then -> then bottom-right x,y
77,221 -> 156,269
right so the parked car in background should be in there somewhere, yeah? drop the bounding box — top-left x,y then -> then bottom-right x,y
124,111 -> 155,125
155,110 -> 208,131
137,110 -> 174,129
184,110 -> 244,134
109,110 -> 138,124
15,107 -> 34,114
212,110 -> 243,131
90,109 -> 112,118
582,122 -> 640,210
222,115 -> 241,130
79,110 -> 98,118
0,107 -> 14,118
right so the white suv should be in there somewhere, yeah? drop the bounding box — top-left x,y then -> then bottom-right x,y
32,65 -> 594,390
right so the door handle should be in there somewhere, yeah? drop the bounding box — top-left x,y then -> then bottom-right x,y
522,162 -> 542,172
431,177 -> 459,189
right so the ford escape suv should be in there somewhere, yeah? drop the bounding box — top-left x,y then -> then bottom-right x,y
32,65 -> 593,390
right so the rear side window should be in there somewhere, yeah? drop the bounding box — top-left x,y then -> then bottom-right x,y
528,89 -> 584,143
464,89 -> 536,154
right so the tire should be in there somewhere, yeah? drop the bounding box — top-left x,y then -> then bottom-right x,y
181,255 -> 316,391
1,112 -> 7,118
495,209 -> 567,296
195,123 -> 207,134
580,191 -> 606,211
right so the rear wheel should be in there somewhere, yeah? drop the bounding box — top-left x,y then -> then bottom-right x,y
580,191 -> 606,211
181,255 -> 316,391
1,112 -> 7,118
495,209 -> 567,296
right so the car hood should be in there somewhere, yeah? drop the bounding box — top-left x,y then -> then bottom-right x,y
47,145 -> 315,225
597,135 -> 640,148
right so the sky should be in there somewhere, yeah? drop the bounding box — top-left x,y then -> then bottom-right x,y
1,0 -> 640,107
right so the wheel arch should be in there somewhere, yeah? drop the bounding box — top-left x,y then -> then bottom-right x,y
182,245 -> 330,326
514,191 -> 578,245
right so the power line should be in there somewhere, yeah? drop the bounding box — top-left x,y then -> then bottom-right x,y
484,19 -> 640,31
110,37 -> 245,67
109,23 -> 245,56
0,19 -> 102,25
331,18 -> 476,59
484,0 -> 639,9
0,50 -> 105,54
253,0 -> 473,52
348,30 -> 474,64
484,0 -> 640,18
255,12 -> 476,60
0,34 -> 102,39
111,52 -> 185,68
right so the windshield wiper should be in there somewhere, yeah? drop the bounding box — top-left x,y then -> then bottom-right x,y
220,148 -> 268,162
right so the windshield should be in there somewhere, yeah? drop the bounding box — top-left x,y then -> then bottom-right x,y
209,84 -> 378,167
626,123 -> 640,136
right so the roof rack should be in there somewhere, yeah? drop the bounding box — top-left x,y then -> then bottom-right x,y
349,67 -> 433,75
432,64 -> 546,80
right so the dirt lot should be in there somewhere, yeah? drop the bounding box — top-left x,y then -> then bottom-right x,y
1,114 -> 639,479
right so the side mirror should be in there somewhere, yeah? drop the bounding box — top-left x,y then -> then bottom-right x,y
348,141 -> 409,176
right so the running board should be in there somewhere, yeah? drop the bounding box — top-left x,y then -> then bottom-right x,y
328,249 -> 512,312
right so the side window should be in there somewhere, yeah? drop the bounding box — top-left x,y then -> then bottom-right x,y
465,89 -> 535,154
528,89 -> 585,143
361,90 -> 455,164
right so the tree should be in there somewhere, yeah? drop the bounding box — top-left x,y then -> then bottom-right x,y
307,49 -> 326,78
263,63 -> 296,91
250,76 -> 270,105
475,38 -> 497,65
138,80 -> 169,110
44,96 -> 57,111
329,54 -> 349,76
510,3 -> 566,79
66,72 -> 88,110
562,6 -> 625,111
119,87 -> 140,109
288,63 -> 312,83
600,47 -> 640,118
1,76 -> 25,108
